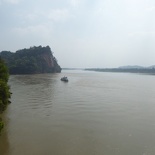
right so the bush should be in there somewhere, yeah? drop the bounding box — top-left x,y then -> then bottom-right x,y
0,80 -> 10,109
0,57 -> 10,133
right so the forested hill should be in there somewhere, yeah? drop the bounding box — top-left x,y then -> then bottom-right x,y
0,46 -> 61,74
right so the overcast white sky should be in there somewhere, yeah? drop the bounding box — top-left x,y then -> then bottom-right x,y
0,0 -> 155,68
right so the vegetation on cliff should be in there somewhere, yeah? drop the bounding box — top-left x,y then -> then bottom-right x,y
0,58 -> 10,133
0,46 -> 61,74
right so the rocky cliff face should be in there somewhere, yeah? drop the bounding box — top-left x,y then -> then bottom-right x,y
0,46 -> 61,74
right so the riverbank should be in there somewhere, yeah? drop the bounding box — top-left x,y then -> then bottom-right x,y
85,68 -> 155,74
0,58 -> 11,134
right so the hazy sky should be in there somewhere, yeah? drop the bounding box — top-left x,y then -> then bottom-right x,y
1,0 -> 155,68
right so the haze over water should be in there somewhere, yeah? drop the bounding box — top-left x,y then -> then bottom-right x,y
1,70 -> 155,155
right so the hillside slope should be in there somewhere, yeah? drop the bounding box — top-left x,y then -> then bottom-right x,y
0,46 -> 61,74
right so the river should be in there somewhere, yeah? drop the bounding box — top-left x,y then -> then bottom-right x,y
0,70 -> 155,155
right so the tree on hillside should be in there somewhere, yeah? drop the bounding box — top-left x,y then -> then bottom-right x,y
0,57 -> 10,133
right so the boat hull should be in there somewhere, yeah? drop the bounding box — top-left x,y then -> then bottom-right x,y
61,77 -> 68,82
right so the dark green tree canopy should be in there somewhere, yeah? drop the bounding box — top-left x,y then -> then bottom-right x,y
0,58 -> 9,82
0,57 -> 10,133
0,58 -> 10,113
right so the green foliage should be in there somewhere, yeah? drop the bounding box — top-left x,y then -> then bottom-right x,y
0,46 -> 61,74
0,58 -> 10,111
0,58 -> 10,133
0,80 -> 10,110
0,59 -> 9,82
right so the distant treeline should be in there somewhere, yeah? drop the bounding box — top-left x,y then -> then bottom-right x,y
0,58 -> 11,133
0,46 -> 61,74
85,68 -> 155,74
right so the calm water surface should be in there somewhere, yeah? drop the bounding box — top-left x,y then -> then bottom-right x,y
1,70 -> 155,155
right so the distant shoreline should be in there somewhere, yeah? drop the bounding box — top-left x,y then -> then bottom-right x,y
62,66 -> 155,74
85,68 -> 155,74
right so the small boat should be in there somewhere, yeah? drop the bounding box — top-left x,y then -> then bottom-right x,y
61,76 -> 68,82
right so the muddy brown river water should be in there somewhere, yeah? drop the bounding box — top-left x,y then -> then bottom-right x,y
0,70 -> 155,155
